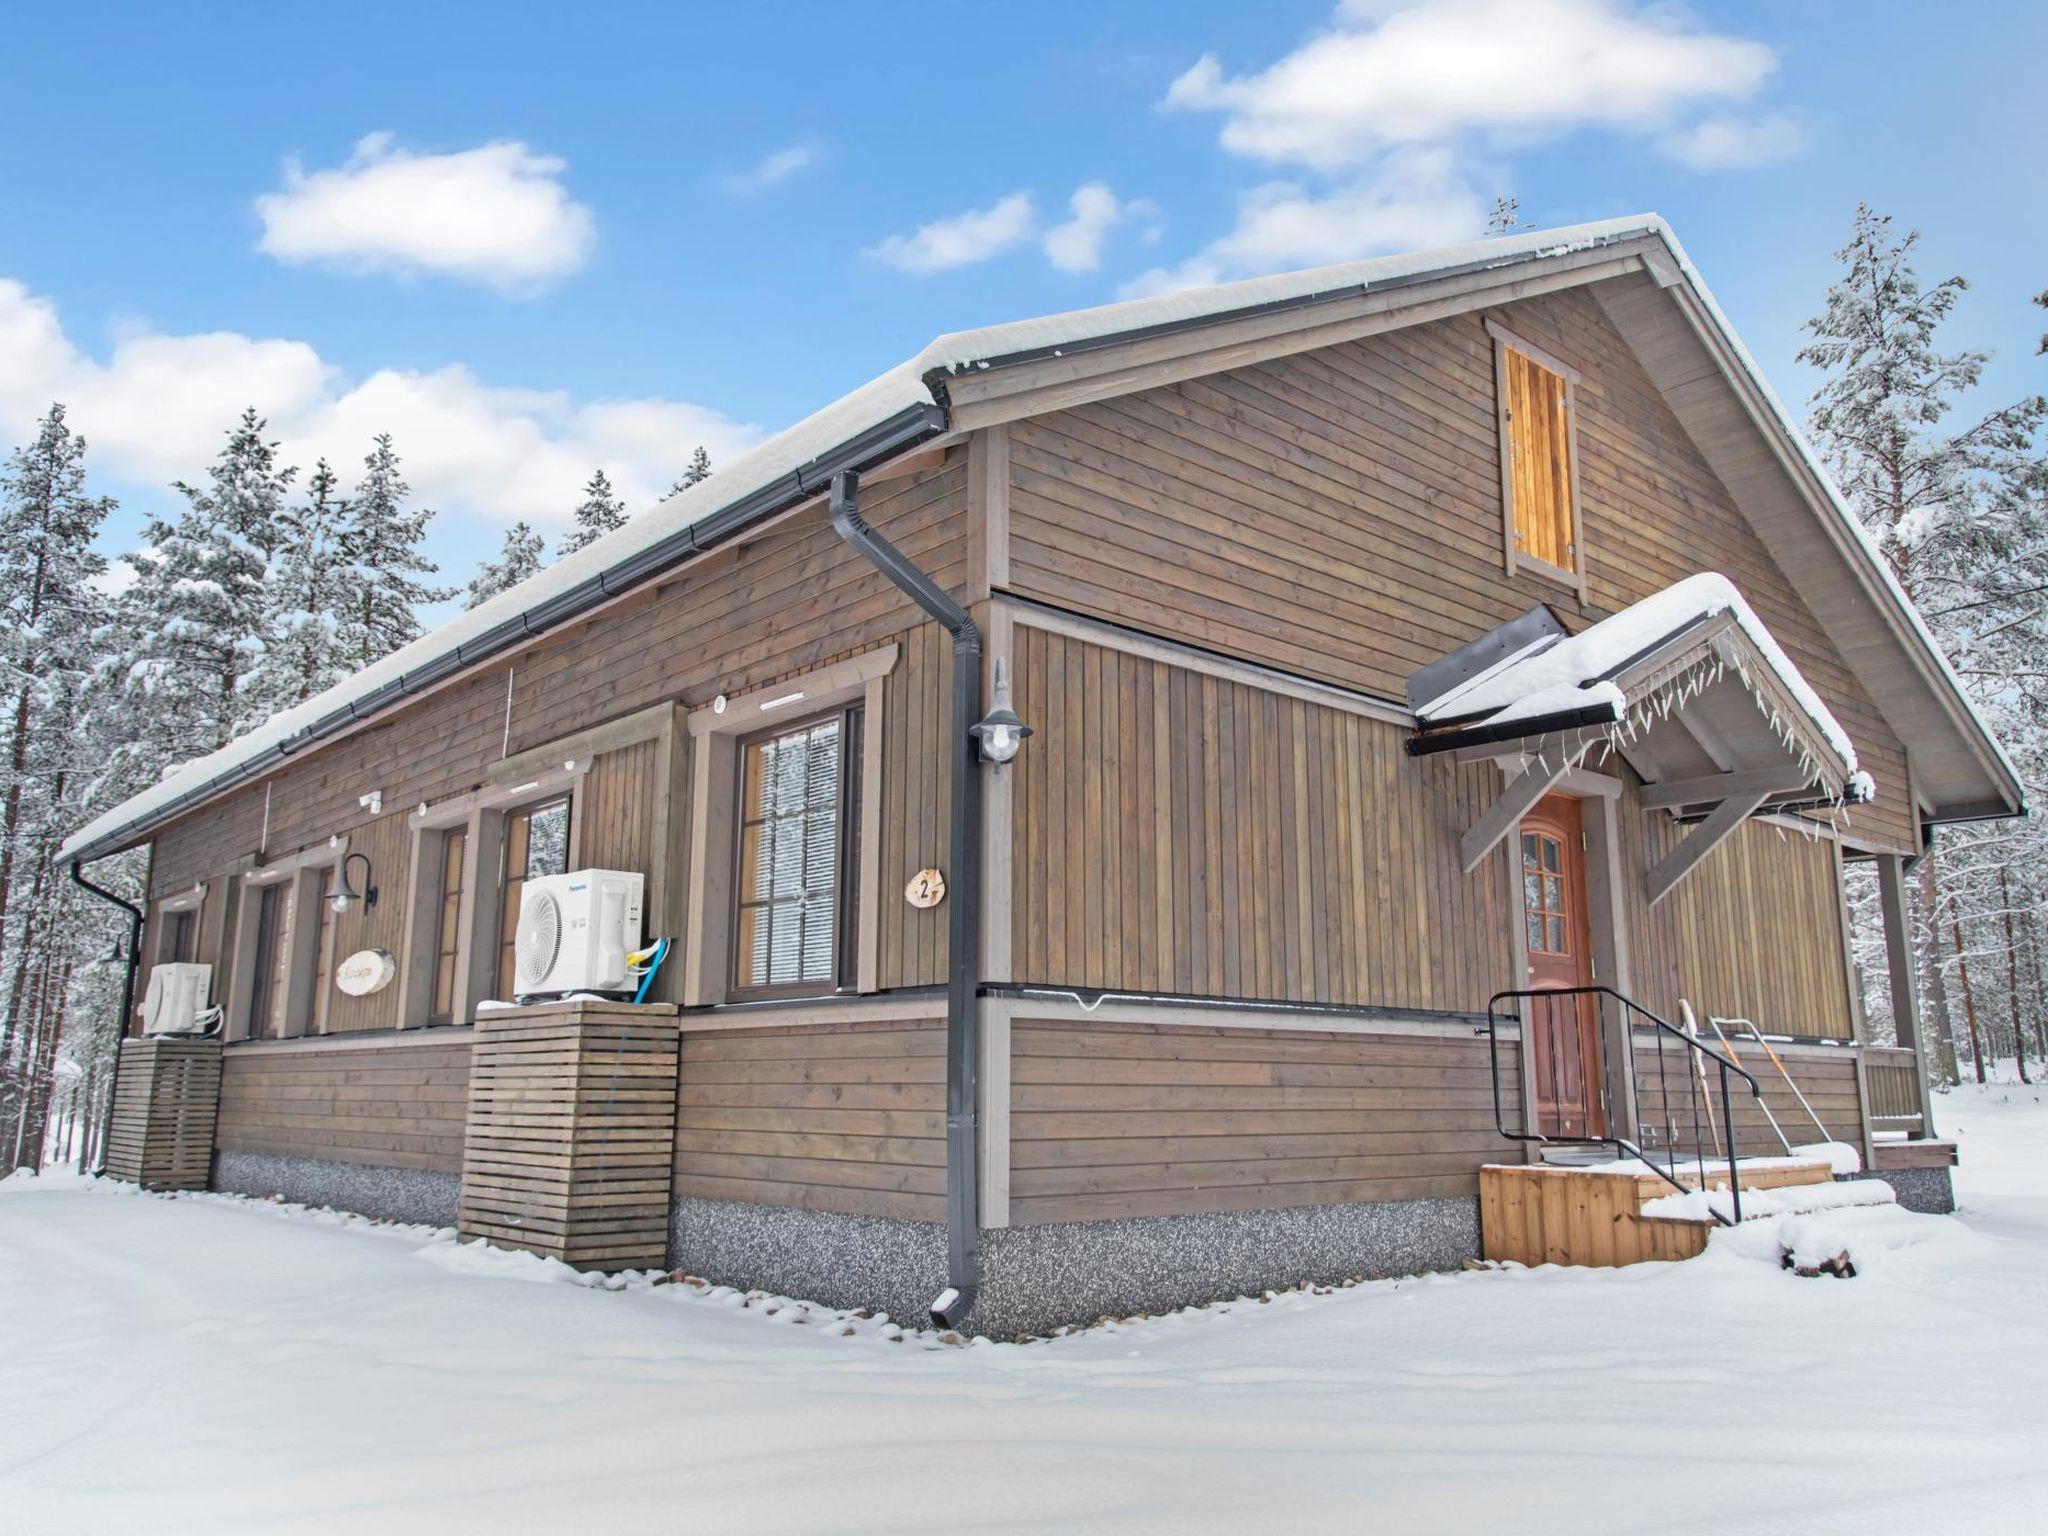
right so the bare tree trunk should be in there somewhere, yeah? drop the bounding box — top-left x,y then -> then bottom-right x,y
2000,867 -> 2031,1085
2026,911 -> 2048,1063
1917,853 -> 1962,1085
1950,897 -> 1988,1084
75,1058 -> 97,1172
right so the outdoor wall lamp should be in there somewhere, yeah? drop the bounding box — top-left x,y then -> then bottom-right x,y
969,658 -> 1033,766
329,852 -> 379,913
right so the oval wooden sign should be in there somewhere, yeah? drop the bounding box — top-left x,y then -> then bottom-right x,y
334,948 -> 397,997
905,868 -> 946,909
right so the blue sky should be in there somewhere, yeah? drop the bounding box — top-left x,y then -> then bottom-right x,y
3,1 -> 2041,619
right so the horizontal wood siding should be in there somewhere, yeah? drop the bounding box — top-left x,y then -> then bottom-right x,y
1005,288 -> 1912,852
1011,626 -> 1514,1011
103,1037 -> 221,1190
142,460 -> 964,889
576,740 -> 658,875
140,458 -> 968,1022
1008,1018 -> 1524,1225
673,1017 -> 948,1221
1632,1037 -> 1860,1159
215,1035 -> 471,1174
460,1004 -> 679,1270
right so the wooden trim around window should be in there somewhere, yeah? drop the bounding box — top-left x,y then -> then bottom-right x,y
1489,317 -> 1589,605
683,645 -> 898,1007
726,704 -> 863,1003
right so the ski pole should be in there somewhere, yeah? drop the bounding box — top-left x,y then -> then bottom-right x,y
1736,1018 -> 1831,1143
1707,1016 -> 1793,1156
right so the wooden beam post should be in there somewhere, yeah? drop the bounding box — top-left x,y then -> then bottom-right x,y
1461,753 -> 1576,873
1876,853 -> 1939,1139
1644,791 -> 1769,906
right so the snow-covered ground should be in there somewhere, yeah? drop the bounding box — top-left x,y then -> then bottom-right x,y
3,1081 -> 2045,1535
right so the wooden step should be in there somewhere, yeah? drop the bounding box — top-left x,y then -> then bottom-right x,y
1479,1159 -> 1836,1269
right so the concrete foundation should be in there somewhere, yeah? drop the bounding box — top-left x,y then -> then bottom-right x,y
1864,1165 -> 1956,1215
212,1150 -> 461,1227
668,1194 -> 1480,1338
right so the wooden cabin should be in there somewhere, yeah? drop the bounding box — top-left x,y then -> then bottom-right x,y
68,218 -> 2009,1336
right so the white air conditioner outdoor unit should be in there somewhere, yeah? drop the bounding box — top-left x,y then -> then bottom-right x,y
139,963 -> 214,1035
513,869 -> 644,1000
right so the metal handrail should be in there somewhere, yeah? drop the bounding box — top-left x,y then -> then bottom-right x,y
1485,985 -> 1763,1225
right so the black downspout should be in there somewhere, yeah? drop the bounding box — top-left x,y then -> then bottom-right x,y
828,469 -> 984,1329
68,858 -> 144,1176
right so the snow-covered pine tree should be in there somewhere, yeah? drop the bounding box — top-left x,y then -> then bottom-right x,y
337,435 -> 455,671
119,407 -> 297,759
1798,205 -> 2046,637
669,445 -> 712,496
465,521 -> 546,609
559,469 -> 627,556
0,405 -> 117,1173
259,459 -> 351,705
1802,206 -> 2048,1080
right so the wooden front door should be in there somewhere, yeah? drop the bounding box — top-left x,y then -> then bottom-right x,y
1520,794 -> 1605,1138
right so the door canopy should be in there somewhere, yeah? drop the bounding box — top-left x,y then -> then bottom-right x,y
1410,574 -> 1872,903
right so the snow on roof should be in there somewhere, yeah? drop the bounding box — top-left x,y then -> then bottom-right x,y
64,217 -> 1678,864
63,211 -> 1997,861
1415,572 -> 1860,779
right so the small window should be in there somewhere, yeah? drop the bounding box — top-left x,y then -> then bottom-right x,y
429,829 -> 467,1025
732,708 -> 861,997
1494,327 -> 1581,587
497,797 -> 571,1002
311,866 -> 341,1034
246,883 -> 289,1038
1521,832 -> 1569,957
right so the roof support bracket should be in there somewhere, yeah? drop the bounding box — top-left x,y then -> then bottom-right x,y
1639,765 -> 1812,812
1461,752 -> 1578,873
1644,790 -> 1771,906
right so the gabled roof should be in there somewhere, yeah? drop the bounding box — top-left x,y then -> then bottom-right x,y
60,217 -> 2019,866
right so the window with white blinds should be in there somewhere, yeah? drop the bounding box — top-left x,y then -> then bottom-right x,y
732,707 -> 860,996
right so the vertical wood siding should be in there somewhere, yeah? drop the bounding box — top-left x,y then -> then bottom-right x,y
1008,1019 -> 1524,1224
317,810 -> 414,1033
1011,627 -> 1514,1012
672,1018 -> 948,1221
577,740 -> 658,874
1624,805 -> 1855,1042
878,622 -> 954,991
214,1035 -> 471,1173
1004,288 -> 1913,853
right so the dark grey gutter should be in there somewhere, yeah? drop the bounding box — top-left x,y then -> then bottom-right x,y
1406,702 -> 1623,757
68,859 -> 144,1175
63,402 -> 949,867
828,468 -> 984,1331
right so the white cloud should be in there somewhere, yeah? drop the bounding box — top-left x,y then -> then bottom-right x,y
0,276 -> 759,531
1123,148 -> 1486,296
866,192 -> 1037,275
1659,111 -> 1805,171
1042,184 -> 1163,274
1165,0 -> 1781,170
254,132 -> 596,293
720,143 -> 817,196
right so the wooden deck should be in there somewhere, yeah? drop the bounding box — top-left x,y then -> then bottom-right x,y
1479,1158 -> 1835,1268
1871,1139 -> 1957,1171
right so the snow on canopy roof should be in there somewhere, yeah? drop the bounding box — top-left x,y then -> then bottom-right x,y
1414,572 -> 1860,780
61,212 -> 1997,862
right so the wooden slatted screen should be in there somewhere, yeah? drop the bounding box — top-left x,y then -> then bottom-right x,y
1501,343 -> 1575,573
